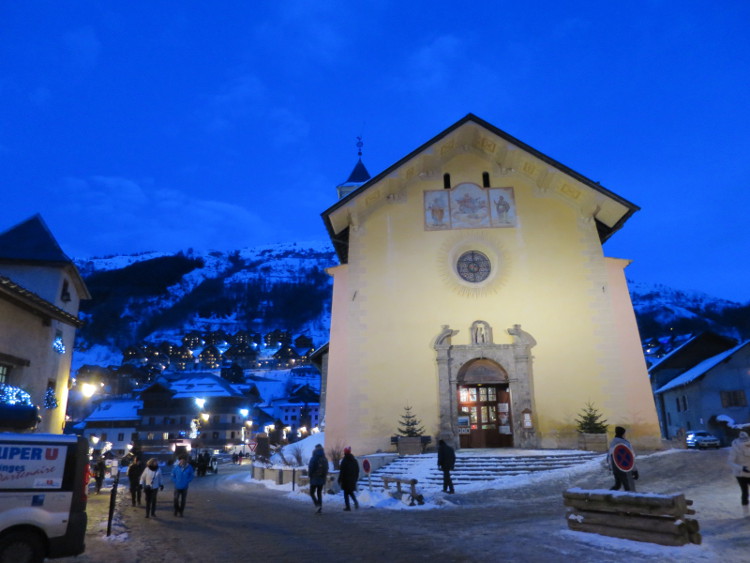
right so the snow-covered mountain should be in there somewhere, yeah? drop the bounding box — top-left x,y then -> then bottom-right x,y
627,280 -> 749,342
71,241 -> 750,370
73,241 -> 337,368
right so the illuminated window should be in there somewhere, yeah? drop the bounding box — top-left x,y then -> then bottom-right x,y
0,364 -> 8,384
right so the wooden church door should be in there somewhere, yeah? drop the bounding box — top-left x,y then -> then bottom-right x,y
458,384 -> 513,448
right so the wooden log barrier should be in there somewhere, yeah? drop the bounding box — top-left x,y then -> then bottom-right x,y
563,488 -> 701,546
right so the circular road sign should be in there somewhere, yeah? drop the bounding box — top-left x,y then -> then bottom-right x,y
362,459 -> 371,474
611,443 -> 636,472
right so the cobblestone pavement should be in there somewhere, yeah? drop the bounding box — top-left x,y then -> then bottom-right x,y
57,451 -> 749,563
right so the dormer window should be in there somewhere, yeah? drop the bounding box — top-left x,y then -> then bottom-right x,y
61,280 -> 71,303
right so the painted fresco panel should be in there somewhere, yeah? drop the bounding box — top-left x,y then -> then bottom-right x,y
424,183 -> 517,231
450,183 -> 490,229
424,191 -> 451,230
489,187 -> 517,227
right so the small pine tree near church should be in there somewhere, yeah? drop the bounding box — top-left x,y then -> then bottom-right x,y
575,401 -> 609,434
397,405 -> 425,437
575,401 -> 610,452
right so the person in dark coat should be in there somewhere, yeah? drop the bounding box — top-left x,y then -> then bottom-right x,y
437,439 -> 455,494
608,426 -> 638,491
308,444 -> 328,514
127,456 -> 146,506
338,447 -> 360,511
93,458 -> 106,494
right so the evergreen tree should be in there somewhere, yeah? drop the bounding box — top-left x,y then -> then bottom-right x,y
44,386 -> 59,409
397,405 -> 425,437
575,401 -> 608,434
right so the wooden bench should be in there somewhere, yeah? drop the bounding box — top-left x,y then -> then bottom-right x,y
382,476 -> 424,506
563,488 -> 700,546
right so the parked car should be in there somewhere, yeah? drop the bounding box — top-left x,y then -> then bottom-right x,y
686,430 -> 721,449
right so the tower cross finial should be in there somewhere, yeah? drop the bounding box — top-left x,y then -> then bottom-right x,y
356,136 -> 363,157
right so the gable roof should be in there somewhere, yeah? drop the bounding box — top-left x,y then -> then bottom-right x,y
649,332 -> 738,377
0,214 -> 71,264
84,399 -> 143,422
167,373 -> 243,399
655,341 -> 750,394
0,275 -> 84,327
322,113 -> 640,263
0,215 -> 91,300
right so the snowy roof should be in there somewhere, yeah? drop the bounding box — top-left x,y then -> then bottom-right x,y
84,399 -> 142,422
647,334 -> 697,372
655,340 -> 750,393
270,398 -> 320,407
168,374 -> 243,398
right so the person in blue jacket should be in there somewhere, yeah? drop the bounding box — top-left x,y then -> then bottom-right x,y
171,454 -> 195,517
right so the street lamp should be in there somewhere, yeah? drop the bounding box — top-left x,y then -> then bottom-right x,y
81,383 -> 97,398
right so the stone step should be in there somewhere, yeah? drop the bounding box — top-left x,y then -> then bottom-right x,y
369,452 -> 604,488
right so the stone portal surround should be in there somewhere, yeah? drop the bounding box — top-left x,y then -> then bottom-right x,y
433,322 -> 538,449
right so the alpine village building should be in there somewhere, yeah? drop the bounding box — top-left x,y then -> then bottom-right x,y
0,215 -> 89,433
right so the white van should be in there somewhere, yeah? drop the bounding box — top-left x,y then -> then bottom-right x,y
0,433 -> 88,563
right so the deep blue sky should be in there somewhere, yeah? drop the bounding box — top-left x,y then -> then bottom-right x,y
1,2 -> 748,302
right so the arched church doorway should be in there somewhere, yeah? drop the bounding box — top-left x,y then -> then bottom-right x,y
457,359 -> 513,448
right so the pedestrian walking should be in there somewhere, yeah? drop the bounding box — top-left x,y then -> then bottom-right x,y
197,452 -> 208,477
140,458 -> 164,518
728,431 -> 750,510
171,454 -> 195,517
437,439 -> 456,494
308,444 -> 328,514
338,447 -> 360,511
93,458 -> 106,494
608,426 -> 638,491
127,456 -> 146,507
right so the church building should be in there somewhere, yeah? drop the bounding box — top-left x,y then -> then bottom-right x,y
321,114 -> 661,453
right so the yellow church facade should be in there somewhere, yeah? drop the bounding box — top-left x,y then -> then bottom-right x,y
321,114 -> 661,454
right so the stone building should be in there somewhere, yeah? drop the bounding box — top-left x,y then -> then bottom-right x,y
0,215 -> 89,433
320,114 -> 661,453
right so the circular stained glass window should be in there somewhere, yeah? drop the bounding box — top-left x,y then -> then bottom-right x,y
456,250 -> 491,283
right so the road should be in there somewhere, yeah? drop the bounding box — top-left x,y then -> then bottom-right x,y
60,450 -> 747,563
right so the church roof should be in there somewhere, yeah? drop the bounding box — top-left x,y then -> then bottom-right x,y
345,158 -> 371,184
0,214 -> 71,264
322,113 -> 641,263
